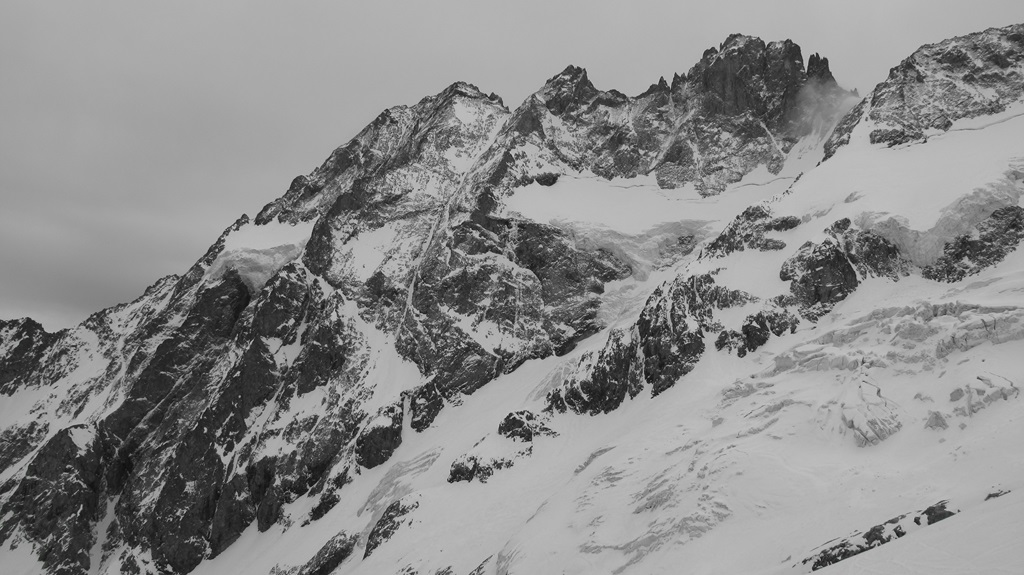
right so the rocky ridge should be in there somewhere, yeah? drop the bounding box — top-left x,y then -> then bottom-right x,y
825,23 -> 1024,159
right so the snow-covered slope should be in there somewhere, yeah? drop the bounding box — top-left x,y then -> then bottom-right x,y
2,24 -> 1024,575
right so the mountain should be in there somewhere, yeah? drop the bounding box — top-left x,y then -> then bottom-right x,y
2,24 -> 1024,575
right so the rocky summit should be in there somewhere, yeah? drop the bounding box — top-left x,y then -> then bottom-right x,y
3,24 -> 1024,575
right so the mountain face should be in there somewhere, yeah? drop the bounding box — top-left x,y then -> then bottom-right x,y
2,24 -> 1024,575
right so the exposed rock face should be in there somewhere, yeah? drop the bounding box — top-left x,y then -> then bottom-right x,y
0,318 -> 59,394
355,402 -> 404,469
447,452 -> 519,484
0,249 -> 390,574
922,205 -> 1024,281
825,23 -> 1024,159
545,327 -> 645,415
548,272 -> 753,414
703,204 -> 801,258
297,531 -> 358,575
635,274 -> 752,394
446,410 -> 557,484
281,81 -> 636,434
780,219 -> 909,319
0,425 -> 104,575
474,36 -> 853,198
799,500 -> 960,571
364,497 -> 419,558
497,410 -> 556,442
715,308 -> 800,357
806,53 -> 835,83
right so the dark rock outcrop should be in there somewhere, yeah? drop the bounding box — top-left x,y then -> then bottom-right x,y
479,35 -> 853,197
922,206 -> 1024,281
0,318 -> 60,395
386,214 -> 632,432
0,425 -> 105,575
355,402 -> 405,469
806,53 -> 835,83
715,308 -> 800,357
447,453 -> 517,484
364,497 -> 420,558
497,410 -> 556,442
548,272 -> 753,414
800,500 -> 959,571
704,204 -> 801,258
298,531 -> 358,575
780,219 -> 908,319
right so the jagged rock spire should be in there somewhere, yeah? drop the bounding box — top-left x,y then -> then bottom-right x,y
807,52 -> 836,83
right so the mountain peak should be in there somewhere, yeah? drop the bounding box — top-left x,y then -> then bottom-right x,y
638,76 -> 670,98
543,64 -> 595,92
537,64 -> 599,114
6,23 -> 1024,575
720,32 -> 760,50
420,80 -> 499,109
555,63 -> 588,79
807,52 -> 835,82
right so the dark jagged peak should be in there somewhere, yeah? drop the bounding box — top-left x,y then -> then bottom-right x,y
494,33 -> 856,194
807,52 -> 835,83
257,80 -> 508,224
681,33 -> 854,139
825,22 -> 1024,159
0,316 -> 50,336
683,34 -> 810,120
421,80 -> 506,111
720,32 -> 764,52
783,49 -> 857,139
0,316 -> 60,395
637,76 -> 670,98
670,71 -> 687,91
545,64 -> 592,86
538,64 -> 602,115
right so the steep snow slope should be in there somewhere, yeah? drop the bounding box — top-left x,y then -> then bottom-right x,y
3,25 -> 1024,575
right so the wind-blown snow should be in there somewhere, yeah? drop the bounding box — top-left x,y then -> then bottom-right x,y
221,219 -> 315,252
204,220 -> 315,289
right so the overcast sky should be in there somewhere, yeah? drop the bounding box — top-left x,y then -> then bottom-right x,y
2,1 -> 1022,330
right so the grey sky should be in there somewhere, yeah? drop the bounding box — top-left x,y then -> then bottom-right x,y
2,1 -> 1022,330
